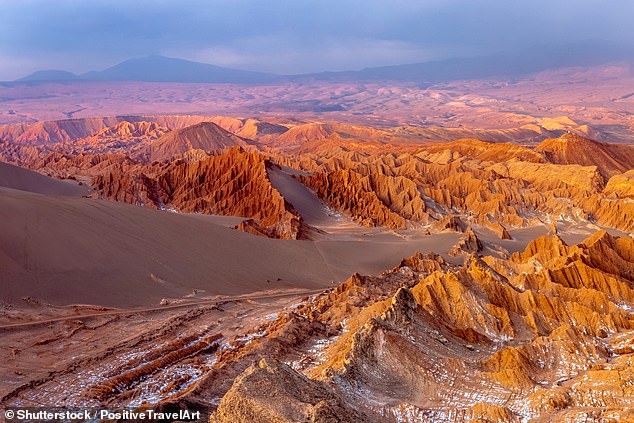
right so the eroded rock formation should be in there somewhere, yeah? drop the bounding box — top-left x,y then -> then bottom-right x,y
213,359 -> 368,423
142,121 -> 255,162
278,132 -> 634,236
536,133 -> 634,179
91,147 -> 304,239
299,169 -> 429,229
188,232 -> 634,421
2,116 -> 633,237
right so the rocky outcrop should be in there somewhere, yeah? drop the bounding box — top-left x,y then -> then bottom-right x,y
213,359 -> 367,423
536,133 -> 634,179
190,232 -> 634,421
604,170 -> 634,198
449,227 -> 483,256
300,169 -> 429,229
92,147 -> 304,239
432,214 -> 466,232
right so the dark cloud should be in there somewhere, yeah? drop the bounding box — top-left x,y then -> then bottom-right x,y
1,0 -> 632,79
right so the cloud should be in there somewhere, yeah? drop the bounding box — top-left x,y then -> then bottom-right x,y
0,0 -> 633,79
170,37 -> 436,74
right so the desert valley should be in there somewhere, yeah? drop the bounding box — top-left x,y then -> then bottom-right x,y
0,23 -> 634,422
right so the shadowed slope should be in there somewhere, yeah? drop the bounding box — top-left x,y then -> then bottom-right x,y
143,122 -> 255,162
0,161 -> 88,196
536,133 -> 634,178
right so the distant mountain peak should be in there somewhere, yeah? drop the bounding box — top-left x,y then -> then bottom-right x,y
17,70 -> 79,82
15,55 -> 278,84
79,55 -> 278,84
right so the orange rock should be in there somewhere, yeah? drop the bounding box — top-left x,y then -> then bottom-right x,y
91,147 -> 304,239
536,133 -> 634,179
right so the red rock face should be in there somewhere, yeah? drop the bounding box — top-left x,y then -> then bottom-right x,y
0,119 -> 303,239
300,169 -> 429,229
92,147 -> 303,239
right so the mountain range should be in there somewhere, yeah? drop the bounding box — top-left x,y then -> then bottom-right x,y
15,40 -> 634,84
17,55 -> 277,84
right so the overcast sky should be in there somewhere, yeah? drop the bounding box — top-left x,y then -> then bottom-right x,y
1,0 -> 632,79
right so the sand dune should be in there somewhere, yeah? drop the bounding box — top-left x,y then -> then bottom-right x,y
0,187 -> 460,308
0,162 -> 88,196
267,166 -> 343,228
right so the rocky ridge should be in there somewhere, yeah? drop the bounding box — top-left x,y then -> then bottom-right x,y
180,231 -> 634,422
536,133 -> 634,179
142,121 -> 255,162
277,133 -> 634,235
1,116 -> 633,238
91,147 -> 304,239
